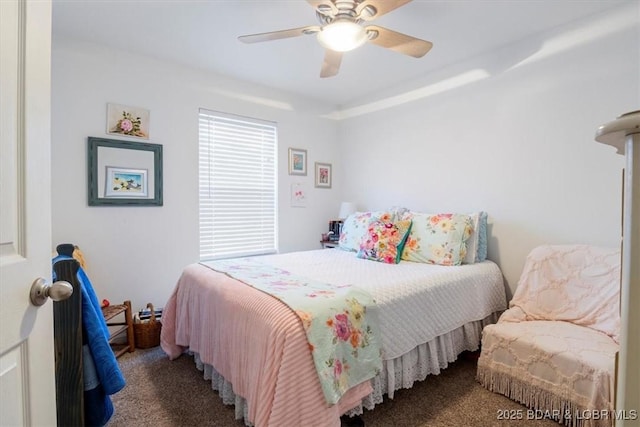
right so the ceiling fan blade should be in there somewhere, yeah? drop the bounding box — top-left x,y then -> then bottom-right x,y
356,0 -> 413,20
238,26 -> 320,44
366,25 -> 433,58
320,49 -> 343,78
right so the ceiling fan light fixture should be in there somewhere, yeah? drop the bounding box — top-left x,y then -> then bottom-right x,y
317,20 -> 368,52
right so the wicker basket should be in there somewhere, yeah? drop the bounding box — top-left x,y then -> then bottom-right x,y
133,303 -> 162,349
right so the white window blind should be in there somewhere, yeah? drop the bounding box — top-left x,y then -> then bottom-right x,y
199,109 -> 278,260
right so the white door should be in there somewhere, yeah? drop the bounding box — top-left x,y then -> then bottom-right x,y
0,0 -> 56,425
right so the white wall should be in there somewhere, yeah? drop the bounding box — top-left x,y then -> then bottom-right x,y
52,3 -> 638,310
336,4 -> 638,296
51,38 -> 343,311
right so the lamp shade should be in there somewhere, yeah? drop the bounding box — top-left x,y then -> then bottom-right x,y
338,202 -> 357,219
595,110 -> 640,155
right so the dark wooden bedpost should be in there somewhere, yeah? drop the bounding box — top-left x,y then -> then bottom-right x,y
52,251 -> 84,426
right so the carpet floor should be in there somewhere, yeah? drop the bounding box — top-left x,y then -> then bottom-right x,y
106,347 -> 559,427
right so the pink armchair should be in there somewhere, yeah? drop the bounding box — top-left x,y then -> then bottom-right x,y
477,245 -> 620,427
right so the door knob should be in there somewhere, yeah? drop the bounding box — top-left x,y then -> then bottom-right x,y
30,277 -> 73,306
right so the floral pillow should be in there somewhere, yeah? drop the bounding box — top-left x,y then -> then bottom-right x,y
401,213 -> 473,266
387,206 -> 411,221
356,219 -> 412,264
339,211 -> 393,252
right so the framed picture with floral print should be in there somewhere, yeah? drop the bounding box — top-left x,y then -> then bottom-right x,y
288,147 -> 307,176
314,162 -> 331,189
290,182 -> 307,207
106,103 -> 150,140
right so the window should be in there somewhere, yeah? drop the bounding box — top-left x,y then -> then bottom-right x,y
199,109 -> 278,260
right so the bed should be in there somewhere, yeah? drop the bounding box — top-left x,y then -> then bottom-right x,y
161,243 -> 507,427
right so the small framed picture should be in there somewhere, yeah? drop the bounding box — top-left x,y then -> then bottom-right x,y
107,103 -> 150,140
314,162 -> 332,189
290,182 -> 307,207
288,148 -> 307,176
105,167 -> 148,197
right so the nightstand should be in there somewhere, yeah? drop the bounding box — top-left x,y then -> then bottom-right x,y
320,240 -> 338,249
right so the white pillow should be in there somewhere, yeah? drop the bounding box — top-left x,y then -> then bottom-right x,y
463,212 -> 488,264
464,213 -> 480,264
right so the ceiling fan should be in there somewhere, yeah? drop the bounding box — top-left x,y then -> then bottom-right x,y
238,0 -> 433,78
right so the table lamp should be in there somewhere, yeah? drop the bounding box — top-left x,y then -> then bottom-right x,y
338,201 -> 356,219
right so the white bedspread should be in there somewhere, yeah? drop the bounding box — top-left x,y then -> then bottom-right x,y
258,249 -> 507,360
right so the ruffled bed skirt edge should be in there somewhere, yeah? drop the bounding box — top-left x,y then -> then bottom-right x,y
189,312 -> 501,425
346,312 -> 500,414
476,366 -> 612,427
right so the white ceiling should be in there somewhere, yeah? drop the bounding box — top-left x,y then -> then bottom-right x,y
52,0 -> 629,106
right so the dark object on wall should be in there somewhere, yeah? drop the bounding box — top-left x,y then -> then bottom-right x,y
87,136 -> 163,206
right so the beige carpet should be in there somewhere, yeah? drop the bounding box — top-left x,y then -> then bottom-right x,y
107,347 -> 558,427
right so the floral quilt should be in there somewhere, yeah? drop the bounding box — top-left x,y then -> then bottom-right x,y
203,257 -> 382,405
